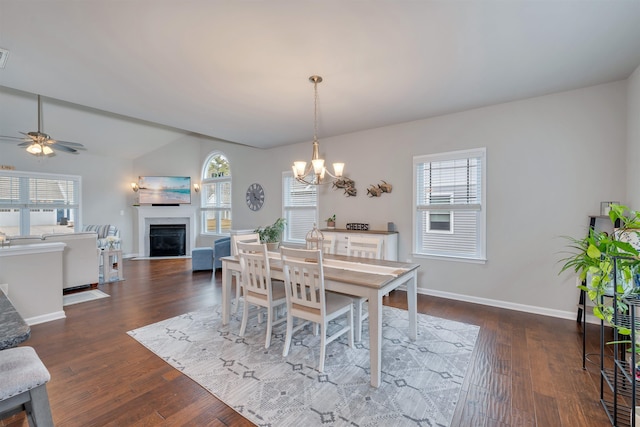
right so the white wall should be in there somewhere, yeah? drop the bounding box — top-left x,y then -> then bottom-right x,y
628,64 -> 640,209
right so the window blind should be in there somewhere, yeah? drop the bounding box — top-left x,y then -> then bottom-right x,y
283,173 -> 318,243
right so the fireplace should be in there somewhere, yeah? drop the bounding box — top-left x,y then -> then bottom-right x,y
133,206 -> 197,258
149,224 -> 186,257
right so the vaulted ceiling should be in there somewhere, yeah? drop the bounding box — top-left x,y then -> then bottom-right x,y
1,1 -> 640,159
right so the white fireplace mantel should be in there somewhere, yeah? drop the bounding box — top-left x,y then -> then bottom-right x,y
133,206 -> 197,257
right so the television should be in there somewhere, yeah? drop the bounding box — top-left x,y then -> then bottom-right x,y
137,176 -> 191,205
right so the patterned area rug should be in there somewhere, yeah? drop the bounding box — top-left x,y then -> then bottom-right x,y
63,289 -> 110,306
128,305 -> 480,426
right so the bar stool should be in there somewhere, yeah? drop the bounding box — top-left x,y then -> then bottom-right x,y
0,346 -> 54,427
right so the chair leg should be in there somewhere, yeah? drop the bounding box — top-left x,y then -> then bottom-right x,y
319,321 -> 327,372
234,273 -> 243,314
283,314 -> 294,357
347,304 -> 354,349
239,300 -> 250,337
265,306 -> 273,349
25,384 -> 54,427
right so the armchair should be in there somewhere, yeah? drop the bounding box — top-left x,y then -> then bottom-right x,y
213,237 -> 231,270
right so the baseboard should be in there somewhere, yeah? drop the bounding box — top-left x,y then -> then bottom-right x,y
25,310 -> 66,326
405,287 -> 578,321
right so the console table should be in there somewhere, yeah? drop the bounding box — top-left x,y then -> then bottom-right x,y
0,291 -> 30,350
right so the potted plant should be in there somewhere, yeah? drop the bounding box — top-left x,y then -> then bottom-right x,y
254,218 -> 286,251
560,204 -> 640,345
326,214 -> 336,229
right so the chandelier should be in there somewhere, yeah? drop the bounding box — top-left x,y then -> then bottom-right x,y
292,75 -> 344,185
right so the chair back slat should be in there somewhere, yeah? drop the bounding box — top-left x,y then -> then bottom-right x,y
231,233 -> 261,256
347,236 -> 382,259
237,242 -> 271,298
281,247 -> 325,316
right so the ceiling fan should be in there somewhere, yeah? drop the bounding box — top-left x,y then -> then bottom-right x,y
0,95 -> 86,156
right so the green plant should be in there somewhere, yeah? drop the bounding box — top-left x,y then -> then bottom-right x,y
254,218 -> 286,243
326,214 -> 336,223
560,204 -> 640,337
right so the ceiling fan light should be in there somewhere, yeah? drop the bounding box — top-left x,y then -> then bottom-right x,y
42,145 -> 54,155
26,143 -> 42,154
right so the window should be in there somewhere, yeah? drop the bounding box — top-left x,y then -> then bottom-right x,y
413,148 -> 486,261
201,152 -> 232,235
283,172 -> 318,244
0,170 -> 81,236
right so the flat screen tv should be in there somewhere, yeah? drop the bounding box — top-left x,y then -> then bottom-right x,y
138,176 -> 191,205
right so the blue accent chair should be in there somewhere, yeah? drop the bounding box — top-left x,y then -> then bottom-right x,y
191,237 -> 231,271
213,237 -> 231,270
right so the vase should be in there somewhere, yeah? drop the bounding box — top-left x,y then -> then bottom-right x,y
327,221 -> 335,229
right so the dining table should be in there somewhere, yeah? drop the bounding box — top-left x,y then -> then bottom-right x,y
221,251 -> 420,388
0,290 -> 31,351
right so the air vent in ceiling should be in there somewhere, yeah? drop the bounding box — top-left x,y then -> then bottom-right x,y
0,48 -> 9,68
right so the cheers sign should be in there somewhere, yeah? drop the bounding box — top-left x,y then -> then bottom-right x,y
346,223 -> 369,231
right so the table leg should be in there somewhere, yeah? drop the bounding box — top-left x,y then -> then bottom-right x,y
369,290 -> 382,388
407,270 -> 417,340
222,261 -> 230,325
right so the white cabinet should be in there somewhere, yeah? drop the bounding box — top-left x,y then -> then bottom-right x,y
321,229 -> 398,261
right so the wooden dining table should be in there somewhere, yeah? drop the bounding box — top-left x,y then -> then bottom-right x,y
220,252 -> 420,388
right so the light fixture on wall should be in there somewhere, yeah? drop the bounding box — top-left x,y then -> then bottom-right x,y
292,75 -> 345,185
193,183 -> 200,193
131,182 -> 139,192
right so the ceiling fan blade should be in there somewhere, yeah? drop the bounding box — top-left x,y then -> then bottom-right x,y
0,135 -> 26,141
53,144 -> 79,154
18,131 -> 36,139
17,141 -> 31,147
51,139 -> 85,148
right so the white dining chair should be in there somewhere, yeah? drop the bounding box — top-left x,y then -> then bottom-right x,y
280,247 -> 353,372
231,233 -> 261,313
237,241 -> 287,349
321,234 -> 335,255
346,236 -> 383,342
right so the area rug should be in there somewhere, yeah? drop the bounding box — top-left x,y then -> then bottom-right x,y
128,305 -> 480,426
63,289 -> 110,306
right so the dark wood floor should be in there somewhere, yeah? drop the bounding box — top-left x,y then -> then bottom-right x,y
2,258 -> 614,426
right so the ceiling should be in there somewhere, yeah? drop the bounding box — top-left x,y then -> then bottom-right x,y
1,0 -> 640,158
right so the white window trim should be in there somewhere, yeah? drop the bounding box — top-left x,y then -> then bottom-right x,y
412,147 -> 486,263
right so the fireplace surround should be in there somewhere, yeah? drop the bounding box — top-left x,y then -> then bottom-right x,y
133,206 -> 197,257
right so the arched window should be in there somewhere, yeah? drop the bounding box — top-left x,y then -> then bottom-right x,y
201,152 -> 231,234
